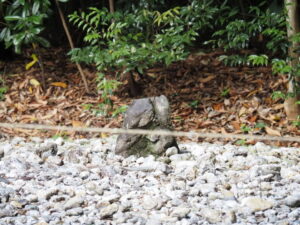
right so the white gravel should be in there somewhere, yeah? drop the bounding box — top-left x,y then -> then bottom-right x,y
0,136 -> 299,225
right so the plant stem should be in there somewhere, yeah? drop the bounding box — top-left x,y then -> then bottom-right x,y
54,0 -> 90,93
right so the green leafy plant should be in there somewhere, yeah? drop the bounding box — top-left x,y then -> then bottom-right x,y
271,58 -> 292,74
95,73 -> 121,116
189,100 -> 199,109
213,19 -> 250,50
68,5 -> 206,73
254,122 -> 266,129
68,1 -> 219,114
272,91 -> 287,100
240,124 -> 251,133
247,54 -> 269,66
82,103 -> 93,111
0,77 -> 7,100
211,6 -> 287,55
0,86 -> 7,100
235,139 -> 247,146
220,88 -> 230,97
0,0 -> 52,53
292,116 -> 300,127
218,54 -> 248,66
210,3 -> 289,72
174,115 -> 182,121
51,132 -> 69,140
112,105 -> 128,117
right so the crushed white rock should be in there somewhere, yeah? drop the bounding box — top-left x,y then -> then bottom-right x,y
0,136 -> 299,225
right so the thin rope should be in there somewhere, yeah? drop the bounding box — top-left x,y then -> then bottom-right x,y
0,122 -> 300,142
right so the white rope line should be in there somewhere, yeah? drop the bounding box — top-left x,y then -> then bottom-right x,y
0,122 -> 300,142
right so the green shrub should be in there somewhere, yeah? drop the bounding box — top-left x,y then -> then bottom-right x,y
67,4 -> 212,74
0,0 -> 54,53
211,6 -> 288,55
68,0 -> 220,112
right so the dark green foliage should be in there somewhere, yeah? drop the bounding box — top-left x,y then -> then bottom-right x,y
0,0 -> 53,53
67,1 -> 221,113
208,1 -> 288,54
0,76 -> 7,100
68,2 -> 219,76
218,55 -> 248,67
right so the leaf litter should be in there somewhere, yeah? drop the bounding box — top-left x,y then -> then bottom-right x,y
0,48 -> 299,147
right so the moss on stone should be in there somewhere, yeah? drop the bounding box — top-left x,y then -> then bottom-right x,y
127,136 -> 159,157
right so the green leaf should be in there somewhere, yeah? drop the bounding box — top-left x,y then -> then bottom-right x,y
32,1 -> 40,14
254,122 -> 266,129
13,33 -> 25,46
4,16 -> 21,21
137,66 -> 144,74
0,27 -> 9,41
27,15 -> 42,25
35,36 -> 50,48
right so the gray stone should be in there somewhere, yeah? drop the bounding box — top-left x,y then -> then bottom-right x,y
63,196 -> 84,210
10,200 -> 27,209
142,196 -> 159,210
64,149 -> 88,164
37,188 -> 59,201
198,183 -> 216,196
200,208 -> 222,224
101,193 -> 120,203
0,186 -> 14,203
146,218 -> 162,225
99,203 -> 119,219
115,95 -> 178,157
0,204 -> 16,218
285,194 -> 300,207
66,207 -> 84,216
170,153 -> 193,162
86,182 -> 104,195
35,143 -> 58,158
250,164 -> 281,179
241,197 -> 274,212
165,147 -> 178,157
224,210 -> 237,224
170,207 -> 190,218
221,190 -> 237,201
281,167 -> 299,180
0,148 -> 3,159
25,194 -> 38,203
0,177 -> 9,184
113,212 -> 128,223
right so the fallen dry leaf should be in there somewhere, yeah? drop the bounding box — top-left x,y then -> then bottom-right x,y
25,54 -> 38,70
265,126 -> 281,136
51,82 -> 68,88
213,103 -> 223,111
101,133 -> 108,138
30,78 -> 40,87
199,75 -> 216,83
72,120 -> 85,127
221,127 -> 228,134
239,107 -> 248,117
231,121 -> 241,130
248,115 -> 258,123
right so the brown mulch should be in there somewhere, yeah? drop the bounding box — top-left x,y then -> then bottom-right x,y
0,47 -> 299,147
